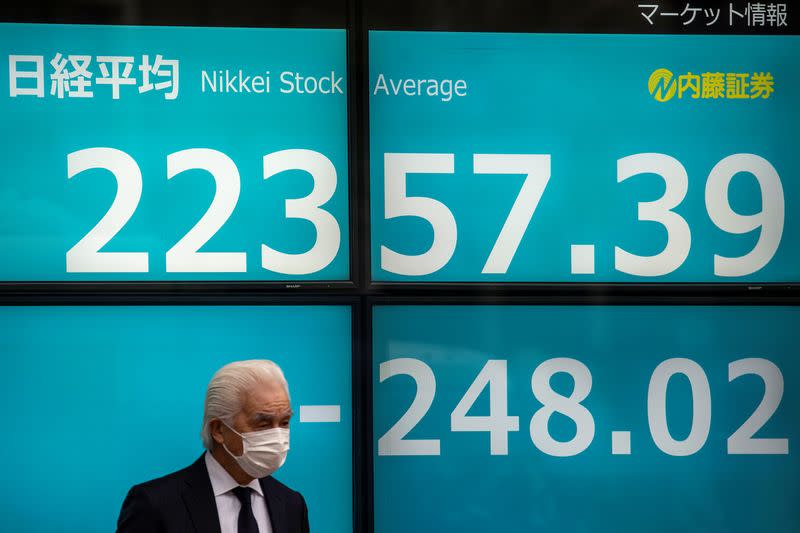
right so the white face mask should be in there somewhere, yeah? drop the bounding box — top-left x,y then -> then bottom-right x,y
222,421 -> 290,479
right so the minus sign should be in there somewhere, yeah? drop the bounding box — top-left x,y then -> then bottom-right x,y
299,405 -> 341,423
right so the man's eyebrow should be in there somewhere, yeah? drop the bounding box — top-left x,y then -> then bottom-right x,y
252,410 -> 294,422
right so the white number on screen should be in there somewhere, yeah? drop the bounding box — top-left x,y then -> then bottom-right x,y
378,358 -> 440,456
378,356 -> 788,457
262,149 -> 341,275
381,153 -> 552,276
648,358 -> 711,456
615,153 -> 691,277
166,149 -> 246,272
727,358 -> 788,454
67,147 -> 149,273
474,154 -> 551,274
381,153 -> 457,276
67,148 -> 340,274
706,154 -> 784,277
450,359 -> 520,455
529,358 -> 595,456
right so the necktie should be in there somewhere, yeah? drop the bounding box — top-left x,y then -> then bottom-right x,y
232,486 -> 259,533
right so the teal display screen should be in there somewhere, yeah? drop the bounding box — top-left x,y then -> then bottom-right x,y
0,24 -> 349,281
374,305 -> 798,532
0,305 -> 352,533
370,32 -> 799,282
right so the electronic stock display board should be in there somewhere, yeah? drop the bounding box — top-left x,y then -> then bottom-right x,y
0,305 -> 352,533
1,5 -> 798,533
368,26 -> 797,532
0,23 -> 349,282
369,31 -> 799,283
373,305 -> 798,532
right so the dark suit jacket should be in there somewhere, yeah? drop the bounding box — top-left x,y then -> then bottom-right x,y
117,455 -> 309,533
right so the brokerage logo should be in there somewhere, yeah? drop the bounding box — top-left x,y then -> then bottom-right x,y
648,67 -> 774,102
648,68 -> 677,102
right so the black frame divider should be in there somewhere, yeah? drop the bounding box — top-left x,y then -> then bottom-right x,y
1,1 -> 797,532
364,0 -> 800,35
366,293 -> 800,307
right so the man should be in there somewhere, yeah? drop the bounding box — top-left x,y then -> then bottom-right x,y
117,360 -> 309,533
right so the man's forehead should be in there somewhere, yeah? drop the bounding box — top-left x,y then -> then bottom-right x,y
242,380 -> 290,410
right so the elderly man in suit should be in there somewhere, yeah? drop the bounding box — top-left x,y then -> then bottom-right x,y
117,359 -> 309,533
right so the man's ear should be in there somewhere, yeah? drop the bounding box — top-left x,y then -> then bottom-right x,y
210,419 -> 225,445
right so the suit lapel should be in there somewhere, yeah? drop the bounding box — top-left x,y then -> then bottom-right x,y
261,476 -> 287,533
181,455 -> 222,533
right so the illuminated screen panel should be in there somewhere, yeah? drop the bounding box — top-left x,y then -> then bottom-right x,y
373,305 -> 798,532
369,31 -> 799,283
0,23 -> 348,281
0,305 -> 352,533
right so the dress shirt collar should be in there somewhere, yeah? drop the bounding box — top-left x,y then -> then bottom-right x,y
204,450 -> 264,497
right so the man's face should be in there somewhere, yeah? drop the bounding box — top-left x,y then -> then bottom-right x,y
222,379 -> 293,456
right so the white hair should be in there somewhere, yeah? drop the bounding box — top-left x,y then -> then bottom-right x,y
200,359 -> 290,450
